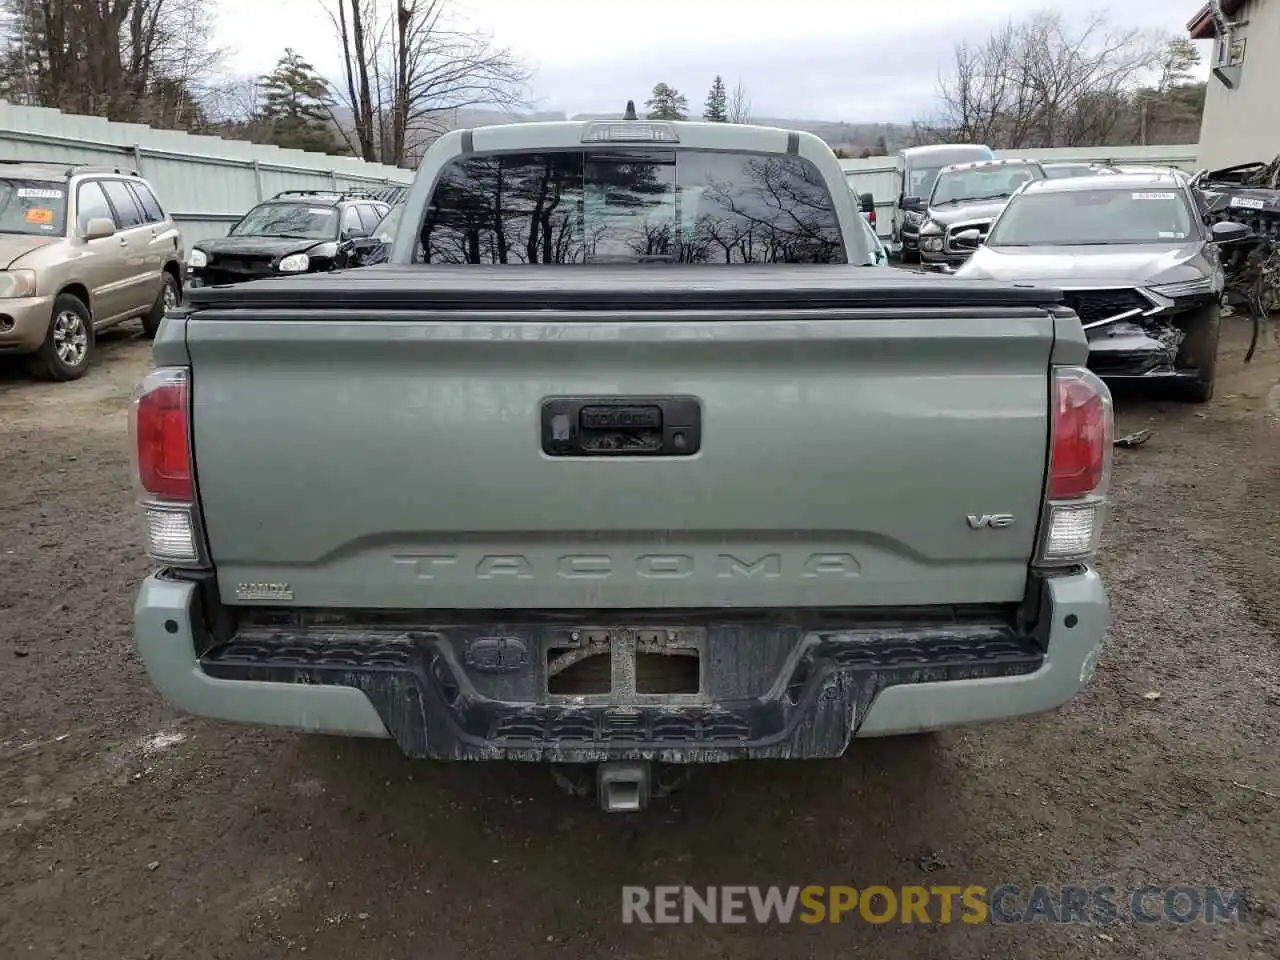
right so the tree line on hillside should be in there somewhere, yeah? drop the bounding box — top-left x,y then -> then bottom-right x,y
0,5 -> 1207,167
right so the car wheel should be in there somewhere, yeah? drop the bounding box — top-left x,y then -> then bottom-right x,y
1173,306 -> 1220,403
900,246 -> 920,264
143,271 -> 180,339
26,294 -> 94,382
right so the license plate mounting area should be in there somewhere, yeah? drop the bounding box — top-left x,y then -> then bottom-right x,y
544,627 -> 706,704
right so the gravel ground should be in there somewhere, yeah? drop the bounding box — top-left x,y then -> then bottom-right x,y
1,320 -> 1278,960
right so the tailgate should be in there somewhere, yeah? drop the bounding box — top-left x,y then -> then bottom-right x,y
185,269 -> 1058,610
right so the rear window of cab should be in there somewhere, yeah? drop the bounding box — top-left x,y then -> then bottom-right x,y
416,149 -> 848,265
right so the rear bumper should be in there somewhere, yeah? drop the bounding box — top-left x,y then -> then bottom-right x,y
0,295 -> 56,354
134,570 -> 1108,760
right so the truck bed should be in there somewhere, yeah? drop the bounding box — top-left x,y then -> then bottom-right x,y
180,265 -> 1069,611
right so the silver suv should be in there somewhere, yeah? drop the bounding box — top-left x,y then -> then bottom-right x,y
0,162 -> 185,381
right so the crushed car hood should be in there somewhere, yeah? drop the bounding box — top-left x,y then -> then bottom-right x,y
956,242 -> 1210,287
194,235 -> 324,259
0,234 -> 59,268
924,198 -> 1011,227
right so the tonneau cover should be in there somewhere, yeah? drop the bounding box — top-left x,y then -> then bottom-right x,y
185,264 -> 1065,313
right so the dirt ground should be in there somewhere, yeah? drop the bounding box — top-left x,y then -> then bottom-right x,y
1,319 -> 1278,960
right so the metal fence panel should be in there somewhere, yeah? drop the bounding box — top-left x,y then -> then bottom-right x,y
0,102 -> 414,244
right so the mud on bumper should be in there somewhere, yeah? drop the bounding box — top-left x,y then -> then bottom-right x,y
135,572 -> 1107,762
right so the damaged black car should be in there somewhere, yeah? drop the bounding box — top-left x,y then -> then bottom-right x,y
186,189 -> 399,287
954,172 -> 1251,402
1190,158 -> 1280,362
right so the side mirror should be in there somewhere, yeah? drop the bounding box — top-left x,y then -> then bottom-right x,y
858,192 -> 875,213
953,228 -> 983,244
901,196 -> 921,209
81,217 -> 115,241
1211,220 -> 1252,244
343,227 -> 369,240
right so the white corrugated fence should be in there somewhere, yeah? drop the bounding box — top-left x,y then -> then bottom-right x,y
0,102 -> 413,243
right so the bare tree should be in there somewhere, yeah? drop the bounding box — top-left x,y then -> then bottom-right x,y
0,0 -> 227,130
926,11 -> 1165,149
728,79 -> 751,123
323,0 -> 530,167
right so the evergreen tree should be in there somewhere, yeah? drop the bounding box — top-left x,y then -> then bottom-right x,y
645,83 -> 689,121
703,76 -> 728,122
257,49 -> 345,154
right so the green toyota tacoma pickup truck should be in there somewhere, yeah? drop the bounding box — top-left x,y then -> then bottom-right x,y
131,115 -> 1113,812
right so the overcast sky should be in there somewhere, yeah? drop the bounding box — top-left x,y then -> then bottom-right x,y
215,0 -> 1210,122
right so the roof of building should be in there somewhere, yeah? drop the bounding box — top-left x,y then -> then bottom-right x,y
1187,0 -> 1250,41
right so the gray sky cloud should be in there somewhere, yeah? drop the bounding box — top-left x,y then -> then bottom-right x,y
216,0 -> 1211,121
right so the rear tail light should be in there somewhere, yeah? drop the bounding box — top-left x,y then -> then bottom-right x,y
1038,366 -> 1113,565
129,366 -> 207,567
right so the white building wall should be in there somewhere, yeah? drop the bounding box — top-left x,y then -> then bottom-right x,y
1195,0 -> 1280,169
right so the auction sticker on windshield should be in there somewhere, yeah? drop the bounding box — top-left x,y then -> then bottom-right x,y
1230,196 -> 1265,210
25,208 -> 54,224
17,188 -> 63,199
1132,192 -> 1177,200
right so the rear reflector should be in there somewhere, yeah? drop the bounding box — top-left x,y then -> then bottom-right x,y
142,504 -> 201,564
1041,501 -> 1104,561
131,367 -> 192,501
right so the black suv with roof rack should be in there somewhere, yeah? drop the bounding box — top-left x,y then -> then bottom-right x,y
186,187 -> 406,287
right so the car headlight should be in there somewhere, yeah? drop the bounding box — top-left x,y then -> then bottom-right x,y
904,210 -> 924,226
921,237 -> 944,253
187,249 -> 207,269
277,253 -> 310,273
1149,276 -> 1218,297
0,269 -> 38,299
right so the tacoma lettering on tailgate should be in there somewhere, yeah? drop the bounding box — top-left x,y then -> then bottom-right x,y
392,553 -> 862,580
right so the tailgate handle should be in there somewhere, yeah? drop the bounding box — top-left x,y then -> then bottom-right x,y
541,397 -> 702,457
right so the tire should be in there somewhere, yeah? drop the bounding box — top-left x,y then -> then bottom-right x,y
143,270 -> 181,339
26,293 -> 94,382
1172,306 -> 1220,403
900,246 -> 920,264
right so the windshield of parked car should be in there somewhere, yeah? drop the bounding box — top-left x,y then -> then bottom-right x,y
0,179 -> 68,236
230,202 -> 338,240
930,164 -> 1040,205
907,165 -> 944,200
417,149 -> 849,264
987,187 -> 1196,246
